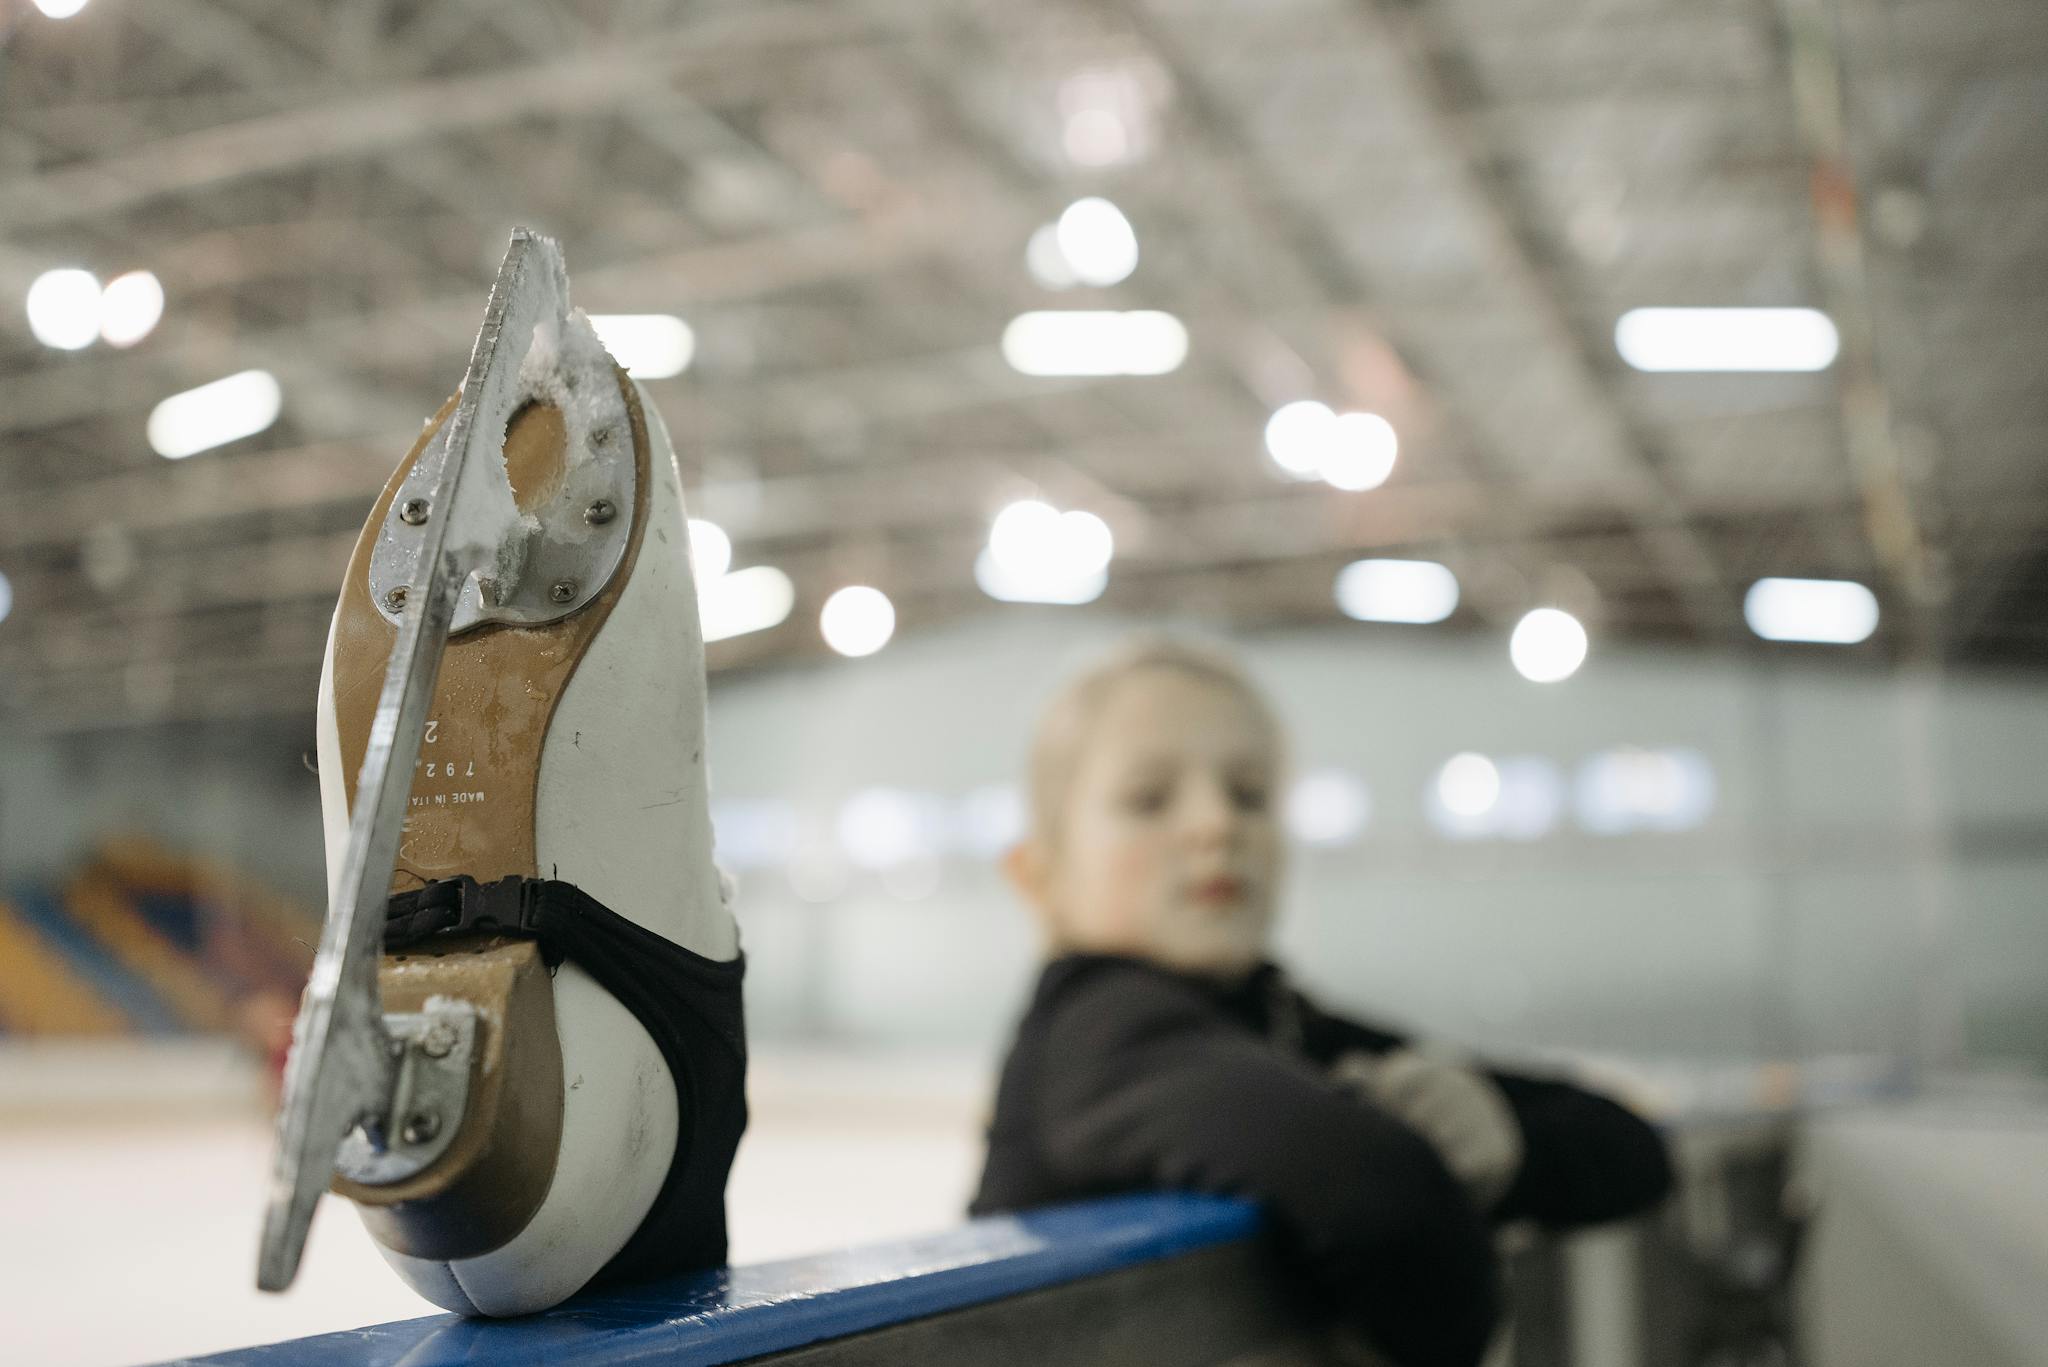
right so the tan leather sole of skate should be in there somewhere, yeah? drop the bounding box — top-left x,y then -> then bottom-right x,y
325,371 -> 653,1260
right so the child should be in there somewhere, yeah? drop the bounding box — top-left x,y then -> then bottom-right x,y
971,637 -> 1672,1367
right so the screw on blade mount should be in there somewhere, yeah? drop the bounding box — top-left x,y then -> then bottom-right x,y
257,229 -> 570,1293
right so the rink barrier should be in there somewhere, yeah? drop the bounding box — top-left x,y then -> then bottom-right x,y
164,1192 -> 1286,1367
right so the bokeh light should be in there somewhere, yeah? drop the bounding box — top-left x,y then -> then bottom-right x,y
25,268 -> 101,350
1510,608 -> 1589,683
820,585 -> 896,658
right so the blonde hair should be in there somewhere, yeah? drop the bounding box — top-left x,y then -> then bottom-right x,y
1024,634 -> 1283,848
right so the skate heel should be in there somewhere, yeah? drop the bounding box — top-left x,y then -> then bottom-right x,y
333,938 -> 561,1260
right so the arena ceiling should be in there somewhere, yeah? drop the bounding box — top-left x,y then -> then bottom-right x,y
0,0 -> 2043,729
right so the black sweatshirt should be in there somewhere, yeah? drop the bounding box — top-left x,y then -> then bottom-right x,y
970,954 -> 1674,1367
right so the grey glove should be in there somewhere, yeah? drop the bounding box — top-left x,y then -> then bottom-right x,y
1333,1048 -> 1524,1211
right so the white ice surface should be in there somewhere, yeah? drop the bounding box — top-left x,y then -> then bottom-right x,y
1,1045 -> 988,1366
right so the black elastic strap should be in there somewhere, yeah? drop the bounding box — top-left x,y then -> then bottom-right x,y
386,875 -> 547,949
385,875 -> 747,1285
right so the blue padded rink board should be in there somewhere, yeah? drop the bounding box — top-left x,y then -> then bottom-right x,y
164,1193 -> 1263,1366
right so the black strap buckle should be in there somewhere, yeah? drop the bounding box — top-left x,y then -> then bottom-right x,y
384,874 -> 544,950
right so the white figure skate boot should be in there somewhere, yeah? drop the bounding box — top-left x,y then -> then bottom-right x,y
264,232 -> 743,1315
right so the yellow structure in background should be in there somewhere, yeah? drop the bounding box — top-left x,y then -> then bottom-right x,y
0,900 -> 130,1035
64,872 -> 235,1034
0,837 -> 317,1045
94,835 -> 316,978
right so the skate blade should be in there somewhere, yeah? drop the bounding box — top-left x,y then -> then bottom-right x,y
259,229 -> 575,1293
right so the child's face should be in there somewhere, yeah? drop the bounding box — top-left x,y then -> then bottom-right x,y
1032,668 -> 1284,976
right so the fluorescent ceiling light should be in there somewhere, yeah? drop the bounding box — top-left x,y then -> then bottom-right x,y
698,564 -> 792,642
1615,307 -> 1839,373
0,569 -> 12,626
25,268 -> 101,350
1001,310 -> 1187,377
1509,607 -> 1588,683
1335,558 -> 1459,624
1320,411 -> 1398,491
1264,400 -> 1331,480
988,499 -> 1112,579
34,0 -> 90,17
588,313 -> 695,379
975,549 -> 1107,605
978,499 -> 1113,604
820,585 -> 896,658
147,370 -> 282,459
99,270 -> 164,348
687,518 -> 732,583
1263,401 -> 1397,488
1743,577 -> 1878,644
1054,197 -> 1139,287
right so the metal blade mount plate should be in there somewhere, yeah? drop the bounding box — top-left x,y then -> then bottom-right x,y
367,316 -> 637,633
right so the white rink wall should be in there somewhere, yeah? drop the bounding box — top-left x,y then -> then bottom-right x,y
3,612 -> 2046,1068
705,615 -> 2048,1069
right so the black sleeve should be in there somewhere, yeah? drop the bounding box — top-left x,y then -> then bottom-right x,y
1487,1071 -> 1675,1228
1037,972 -> 1501,1367
1291,989 -> 1408,1066
1286,988 -> 1672,1230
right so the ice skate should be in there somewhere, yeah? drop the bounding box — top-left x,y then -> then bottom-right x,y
258,230 -> 745,1316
